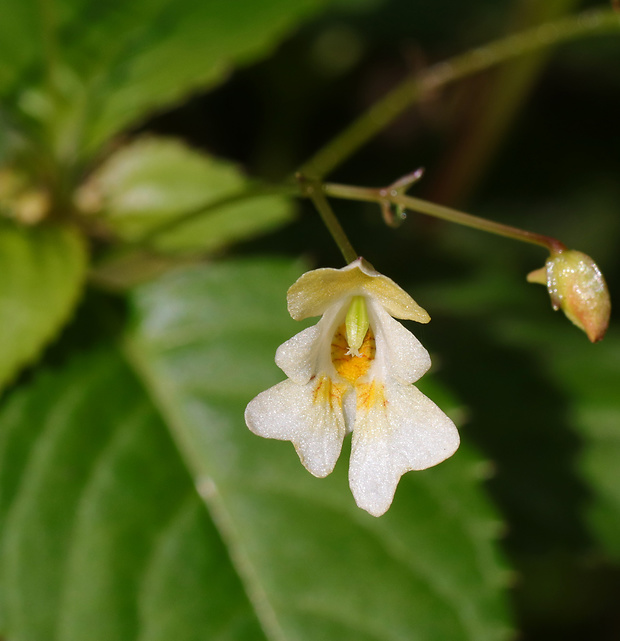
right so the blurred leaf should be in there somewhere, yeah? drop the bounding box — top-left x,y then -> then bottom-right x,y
0,258 -> 514,640
0,349 -> 265,641
494,320 -> 620,561
81,136 -> 293,254
547,332 -> 620,562
422,223 -> 620,561
0,221 -> 86,393
329,0 -> 387,11
0,0 -> 330,157
126,257 -> 514,641
425,0 -> 581,205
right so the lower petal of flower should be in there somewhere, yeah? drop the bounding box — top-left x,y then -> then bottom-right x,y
349,379 -> 460,517
245,377 -> 347,478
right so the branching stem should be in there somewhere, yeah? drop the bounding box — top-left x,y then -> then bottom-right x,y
113,8 -> 619,264
299,7 -> 620,179
322,181 -> 566,253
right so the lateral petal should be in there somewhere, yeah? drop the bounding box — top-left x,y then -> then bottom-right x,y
369,302 -> 431,384
275,305 -> 342,383
349,380 -> 460,516
275,325 -> 321,384
245,377 -> 346,478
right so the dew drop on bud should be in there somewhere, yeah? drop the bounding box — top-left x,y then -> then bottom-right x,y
527,249 -> 611,342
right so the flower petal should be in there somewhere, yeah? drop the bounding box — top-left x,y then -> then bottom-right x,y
349,380 -> 460,516
275,304 -> 343,383
287,258 -> 429,323
359,263 -> 430,323
275,325 -> 321,384
368,301 -> 431,384
245,377 -> 346,478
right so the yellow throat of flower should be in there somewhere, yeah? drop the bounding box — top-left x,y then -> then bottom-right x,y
331,322 -> 375,383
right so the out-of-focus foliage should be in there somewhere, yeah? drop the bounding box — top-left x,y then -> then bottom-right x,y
414,220 -> 620,638
0,221 -> 86,392
0,0 -> 330,158
127,258 -> 513,641
489,318 -> 620,564
79,137 -> 293,253
0,259 -> 514,641
0,0 -> 619,639
0,349 -> 265,641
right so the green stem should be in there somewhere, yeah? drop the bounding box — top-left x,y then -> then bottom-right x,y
299,7 -> 619,179
103,174 -> 565,279
298,176 -> 358,263
426,0 -> 582,205
103,7 -> 617,260
323,182 -> 566,253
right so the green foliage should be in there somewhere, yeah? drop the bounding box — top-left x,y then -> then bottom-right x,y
493,321 -> 620,562
0,221 -> 86,393
82,137 -> 293,253
0,0 -> 329,158
0,258 -> 514,641
563,336 -> 620,561
415,215 -> 620,630
0,350 -> 264,641
126,258 -> 514,641
0,0 -> 618,638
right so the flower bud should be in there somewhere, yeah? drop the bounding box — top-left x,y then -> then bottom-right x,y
527,249 -> 610,342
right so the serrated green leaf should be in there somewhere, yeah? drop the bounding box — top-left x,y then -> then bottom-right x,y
0,0 -> 329,157
414,223 -> 620,559
424,231 -> 620,561
494,320 -> 620,560
0,349 -> 265,641
0,221 -> 87,393
82,137 -> 292,253
126,257 -> 514,641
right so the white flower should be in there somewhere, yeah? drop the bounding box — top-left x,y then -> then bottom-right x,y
245,258 -> 460,517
